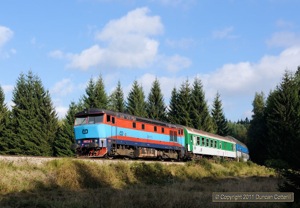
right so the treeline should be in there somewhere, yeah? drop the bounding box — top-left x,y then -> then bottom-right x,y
248,67 -> 300,201
0,71 -> 232,157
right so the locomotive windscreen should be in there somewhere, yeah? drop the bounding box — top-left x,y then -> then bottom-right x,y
74,115 -> 104,125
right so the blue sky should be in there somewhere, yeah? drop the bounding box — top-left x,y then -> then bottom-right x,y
1,0 -> 300,121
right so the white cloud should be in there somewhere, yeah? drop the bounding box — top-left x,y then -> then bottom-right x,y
96,7 -> 163,40
48,50 -> 66,59
161,54 -> 192,72
212,26 -> 238,39
2,85 -> 14,93
203,46 -> 300,98
51,7 -> 190,73
266,31 -> 300,48
0,26 -> 13,48
65,7 -> 163,70
51,79 -> 74,96
68,45 -> 104,70
56,106 -> 69,119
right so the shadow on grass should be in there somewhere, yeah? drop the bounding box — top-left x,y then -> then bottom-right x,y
0,176 -> 292,208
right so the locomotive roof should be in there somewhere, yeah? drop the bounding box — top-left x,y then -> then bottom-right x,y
75,108 -> 179,128
183,126 -> 235,143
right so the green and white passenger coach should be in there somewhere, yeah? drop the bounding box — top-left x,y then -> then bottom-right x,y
183,126 -> 237,160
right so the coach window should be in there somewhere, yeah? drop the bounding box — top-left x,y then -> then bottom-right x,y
142,124 -> 145,130
162,127 -> 164,133
214,140 -> 217,148
201,137 -> 205,146
154,126 -> 157,132
206,138 -> 209,147
210,140 -> 213,147
197,137 -> 200,146
219,143 -> 222,149
133,122 -> 136,128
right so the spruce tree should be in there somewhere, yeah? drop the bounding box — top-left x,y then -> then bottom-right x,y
177,79 -> 192,126
190,77 -> 215,132
53,102 -> 78,156
82,78 -> 96,108
10,71 -> 58,156
94,75 -> 108,109
247,92 -> 267,164
126,80 -> 147,117
146,78 -> 167,121
211,92 -> 229,136
168,87 -> 180,124
265,71 -> 300,169
264,69 -> 300,204
108,81 -> 125,112
0,85 -> 10,154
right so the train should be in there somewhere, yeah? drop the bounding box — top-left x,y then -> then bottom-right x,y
73,108 -> 249,161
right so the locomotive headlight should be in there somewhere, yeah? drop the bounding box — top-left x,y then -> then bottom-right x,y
77,141 -> 81,144
95,139 -> 98,143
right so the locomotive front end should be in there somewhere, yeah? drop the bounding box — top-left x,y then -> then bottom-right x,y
73,109 -> 108,157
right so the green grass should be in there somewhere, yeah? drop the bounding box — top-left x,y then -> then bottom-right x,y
0,158 -> 288,208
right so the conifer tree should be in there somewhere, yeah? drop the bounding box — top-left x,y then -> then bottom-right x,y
264,68 -> 300,203
190,77 -> 215,132
247,92 -> 267,164
265,71 -> 300,169
146,78 -> 167,121
168,87 -> 180,124
0,85 -> 10,154
82,78 -> 96,108
94,75 -> 108,109
108,81 -> 125,112
177,79 -> 192,126
126,80 -> 147,117
10,71 -> 58,156
53,102 -> 78,156
211,92 -> 229,136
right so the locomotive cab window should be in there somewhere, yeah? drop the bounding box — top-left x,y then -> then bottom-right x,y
75,117 -> 87,125
89,115 -> 104,124
106,115 -> 111,122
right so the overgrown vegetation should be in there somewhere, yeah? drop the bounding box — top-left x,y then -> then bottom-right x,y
0,158 -> 284,208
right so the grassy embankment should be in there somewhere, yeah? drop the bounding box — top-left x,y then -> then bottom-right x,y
0,158 -> 287,208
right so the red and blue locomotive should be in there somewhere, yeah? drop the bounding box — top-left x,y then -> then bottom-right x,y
73,108 -> 185,160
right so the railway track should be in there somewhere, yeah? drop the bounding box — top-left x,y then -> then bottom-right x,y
0,155 -> 185,166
